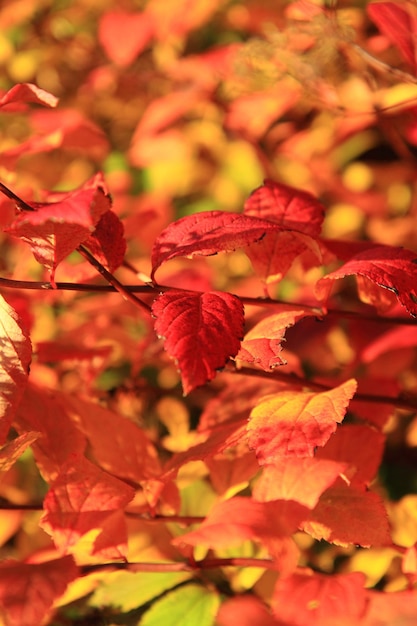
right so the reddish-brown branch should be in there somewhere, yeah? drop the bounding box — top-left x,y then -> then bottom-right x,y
0,276 -> 415,325
229,365 -> 417,412
76,244 -> 152,313
81,556 -> 276,575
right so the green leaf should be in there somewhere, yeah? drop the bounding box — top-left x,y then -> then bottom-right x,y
89,571 -> 192,612
139,583 -> 220,626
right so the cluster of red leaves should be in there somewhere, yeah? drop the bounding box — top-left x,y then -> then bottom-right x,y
2,1 -> 417,625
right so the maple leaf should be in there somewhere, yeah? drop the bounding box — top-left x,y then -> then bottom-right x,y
150,211 -> 280,281
367,2 -> 417,73
0,556 -> 78,626
0,295 -> 32,443
253,458 -> 347,509
243,180 -> 324,283
0,83 -> 58,112
271,571 -> 368,626
5,173 -> 112,285
152,290 -> 244,394
237,307 -> 313,370
301,484 -> 392,548
41,456 -> 135,559
317,240 -> 417,317
99,10 -> 154,67
247,379 -> 357,460
172,496 -> 309,564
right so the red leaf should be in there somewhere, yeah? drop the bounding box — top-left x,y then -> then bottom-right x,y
172,496 -> 309,561
65,394 -> 161,484
225,84 -> 300,141
83,210 -> 126,272
217,596 -> 282,626
150,211 -> 278,281
198,376 -> 288,430
316,424 -> 385,488
317,241 -> 417,316
244,180 -> 324,235
0,111 -> 109,168
301,484 -> 391,547
41,456 -> 135,559
271,571 -> 367,626
243,180 -> 324,283
0,295 -> 32,443
0,432 -> 40,474
0,83 -> 58,112
237,307 -> 313,370
0,556 -> 78,626
364,589 -> 417,626
146,0 -> 223,40
14,384 -> 87,481
247,379 -> 357,460
367,2 -> 417,72
253,458 -> 347,509
99,11 -> 154,67
5,173 -> 111,285
152,290 -> 244,394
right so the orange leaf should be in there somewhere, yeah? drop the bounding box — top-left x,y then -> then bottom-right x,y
0,83 -> 58,112
237,307 -> 313,370
253,458 -> 347,509
0,556 -> 78,626
316,424 -> 385,488
247,379 -> 357,460
217,595 -> 281,626
14,384 -> 86,481
301,484 -> 392,547
172,496 -> 309,560
0,295 -> 32,443
99,11 -> 154,67
65,394 -> 161,484
41,456 -> 135,559
271,571 -> 367,626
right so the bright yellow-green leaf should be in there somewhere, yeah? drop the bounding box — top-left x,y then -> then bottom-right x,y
89,570 -> 192,612
138,583 -> 220,626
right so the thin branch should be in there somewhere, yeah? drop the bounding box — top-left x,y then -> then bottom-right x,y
0,181 -> 36,212
0,275 -> 415,326
76,245 -> 152,313
80,556 -> 276,575
229,365 -> 417,412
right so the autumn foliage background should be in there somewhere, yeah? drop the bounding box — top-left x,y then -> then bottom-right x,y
3,0 -> 417,624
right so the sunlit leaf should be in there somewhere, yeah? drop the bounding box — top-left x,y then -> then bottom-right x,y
271,571 -> 367,626
247,379 -> 357,460
40,456 -> 135,559
152,290 -> 244,394
140,583 -> 220,626
5,173 -> 111,284
0,556 -> 78,626
0,295 -> 32,443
